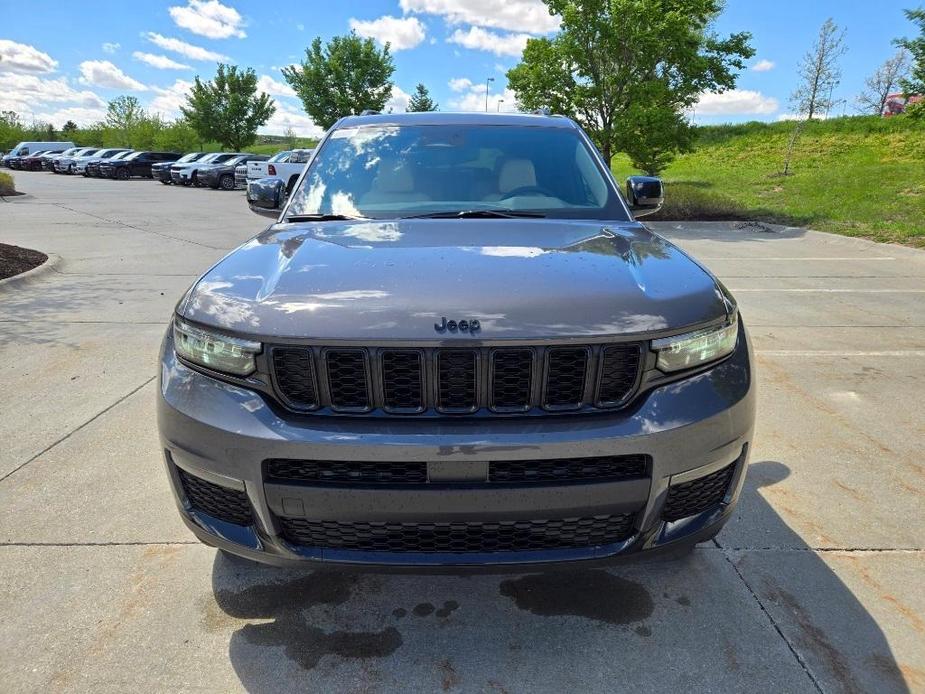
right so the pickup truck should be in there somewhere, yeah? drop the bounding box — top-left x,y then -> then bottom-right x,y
246,148 -> 314,195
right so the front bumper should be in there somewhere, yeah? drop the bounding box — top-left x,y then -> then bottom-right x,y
158,324 -> 756,568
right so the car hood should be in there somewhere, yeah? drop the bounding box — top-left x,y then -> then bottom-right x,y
180,219 -> 729,341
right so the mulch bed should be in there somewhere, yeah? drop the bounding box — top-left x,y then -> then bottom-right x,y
0,243 -> 48,280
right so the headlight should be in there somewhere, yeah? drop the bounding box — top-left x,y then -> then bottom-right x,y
651,313 -> 738,372
173,318 -> 261,376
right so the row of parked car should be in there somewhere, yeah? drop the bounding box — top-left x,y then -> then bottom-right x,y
2,141 -> 315,193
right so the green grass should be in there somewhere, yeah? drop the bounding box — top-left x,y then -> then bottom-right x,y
0,171 -> 15,196
613,115 -> 925,248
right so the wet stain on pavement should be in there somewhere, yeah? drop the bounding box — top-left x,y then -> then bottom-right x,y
413,602 -> 436,617
675,595 -> 691,606
208,571 -> 403,671
436,600 -> 460,618
634,625 -> 652,637
392,607 -> 407,620
499,570 -> 653,624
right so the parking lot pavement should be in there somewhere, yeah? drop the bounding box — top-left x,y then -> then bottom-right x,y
1,172 -> 923,693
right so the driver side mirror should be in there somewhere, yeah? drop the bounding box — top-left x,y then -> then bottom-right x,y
247,177 -> 287,219
626,176 -> 664,218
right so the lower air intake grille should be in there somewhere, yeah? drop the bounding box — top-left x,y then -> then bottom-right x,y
266,459 -> 428,485
178,469 -> 252,525
278,514 -> 636,553
489,455 -> 649,484
662,462 -> 736,521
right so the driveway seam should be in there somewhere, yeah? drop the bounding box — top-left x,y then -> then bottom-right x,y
52,203 -> 228,251
715,539 -> 825,693
0,376 -> 156,485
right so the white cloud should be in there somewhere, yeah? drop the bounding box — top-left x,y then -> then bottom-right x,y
296,23 -> 304,31
144,32 -> 229,62
257,74 -> 295,97
0,73 -> 106,111
102,42 -> 121,54
400,0 -> 558,34
386,85 -> 412,112
448,77 -> 476,92
448,27 -> 530,57
79,60 -> 148,91
349,15 -> 426,51
34,105 -> 109,127
148,79 -> 193,117
752,59 -> 775,72
0,39 -> 58,74
447,78 -> 517,112
694,89 -> 778,115
263,100 -> 325,139
168,0 -> 246,39
133,52 -> 192,70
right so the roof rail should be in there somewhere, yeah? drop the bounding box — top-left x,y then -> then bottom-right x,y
359,109 -> 380,116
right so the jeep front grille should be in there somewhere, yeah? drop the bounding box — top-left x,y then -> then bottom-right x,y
269,342 -> 642,416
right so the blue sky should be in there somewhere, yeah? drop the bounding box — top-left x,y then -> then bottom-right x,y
0,0 -> 919,135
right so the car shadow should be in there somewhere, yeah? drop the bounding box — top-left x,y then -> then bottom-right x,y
205,460 -> 909,693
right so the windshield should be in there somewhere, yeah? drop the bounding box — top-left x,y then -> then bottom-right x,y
210,153 -> 236,164
111,151 -> 132,160
124,151 -> 145,160
286,125 -> 623,220
175,152 -> 201,163
269,151 -> 291,163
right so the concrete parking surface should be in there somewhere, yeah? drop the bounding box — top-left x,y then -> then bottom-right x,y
1,171 -> 923,693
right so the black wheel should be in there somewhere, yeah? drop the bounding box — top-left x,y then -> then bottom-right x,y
160,179 -> 171,185
116,168 -> 129,180
219,174 -> 235,191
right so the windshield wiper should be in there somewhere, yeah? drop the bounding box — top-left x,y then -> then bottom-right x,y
402,209 -> 546,219
285,213 -> 367,222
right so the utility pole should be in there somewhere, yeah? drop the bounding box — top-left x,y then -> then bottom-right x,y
485,77 -> 494,112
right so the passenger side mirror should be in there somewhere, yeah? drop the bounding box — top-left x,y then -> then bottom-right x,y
626,176 -> 664,218
247,177 -> 287,219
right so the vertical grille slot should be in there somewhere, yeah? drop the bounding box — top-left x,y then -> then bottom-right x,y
596,344 -> 641,407
544,347 -> 590,409
381,350 -> 425,412
436,349 -> 478,412
325,349 -> 371,411
491,349 -> 534,411
271,347 -> 318,409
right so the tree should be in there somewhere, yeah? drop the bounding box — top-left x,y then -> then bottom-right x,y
283,33 -> 395,129
182,64 -> 276,151
507,0 -> 753,173
105,95 -> 144,143
895,8 -> 925,119
407,83 -> 438,112
284,126 -> 298,148
856,50 -> 910,115
62,120 -> 78,134
790,19 -> 847,120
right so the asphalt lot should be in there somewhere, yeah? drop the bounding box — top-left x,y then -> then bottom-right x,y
1,170 -> 924,693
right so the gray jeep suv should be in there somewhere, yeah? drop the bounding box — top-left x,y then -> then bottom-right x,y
158,112 -> 755,567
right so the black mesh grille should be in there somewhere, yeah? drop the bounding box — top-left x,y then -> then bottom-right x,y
381,350 -> 424,411
278,514 -> 636,552
597,344 -> 641,406
266,459 -> 427,485
326,350 -> 370,410
491,349 -> 533,410
437,349 -> 478,412
272,348 -> 317,409
489,455 -> 649,484
178,469 -> 252,525
662,462 -> 736,521
544,348 -> 589,408
269,342 -> 643,416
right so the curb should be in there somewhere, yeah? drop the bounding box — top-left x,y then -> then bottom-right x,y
0,252 -> 62,290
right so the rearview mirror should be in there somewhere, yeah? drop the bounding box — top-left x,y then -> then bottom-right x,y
626,176 -> 664,218
247,177 -> 287,219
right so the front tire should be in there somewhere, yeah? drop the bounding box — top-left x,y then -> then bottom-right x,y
116,168 -> 129,180
160,179 -> 171,185
219,174 -> 235,191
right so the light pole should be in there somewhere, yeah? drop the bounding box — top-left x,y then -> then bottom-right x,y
485,76 -> 494,112
497,99 -> 504,112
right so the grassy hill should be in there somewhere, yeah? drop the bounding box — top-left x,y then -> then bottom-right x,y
612,116 -> 925,248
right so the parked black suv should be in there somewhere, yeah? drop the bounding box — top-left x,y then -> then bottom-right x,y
198,154 -> 269,190
154,151 -> 210,185
100,151 -> 181,179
